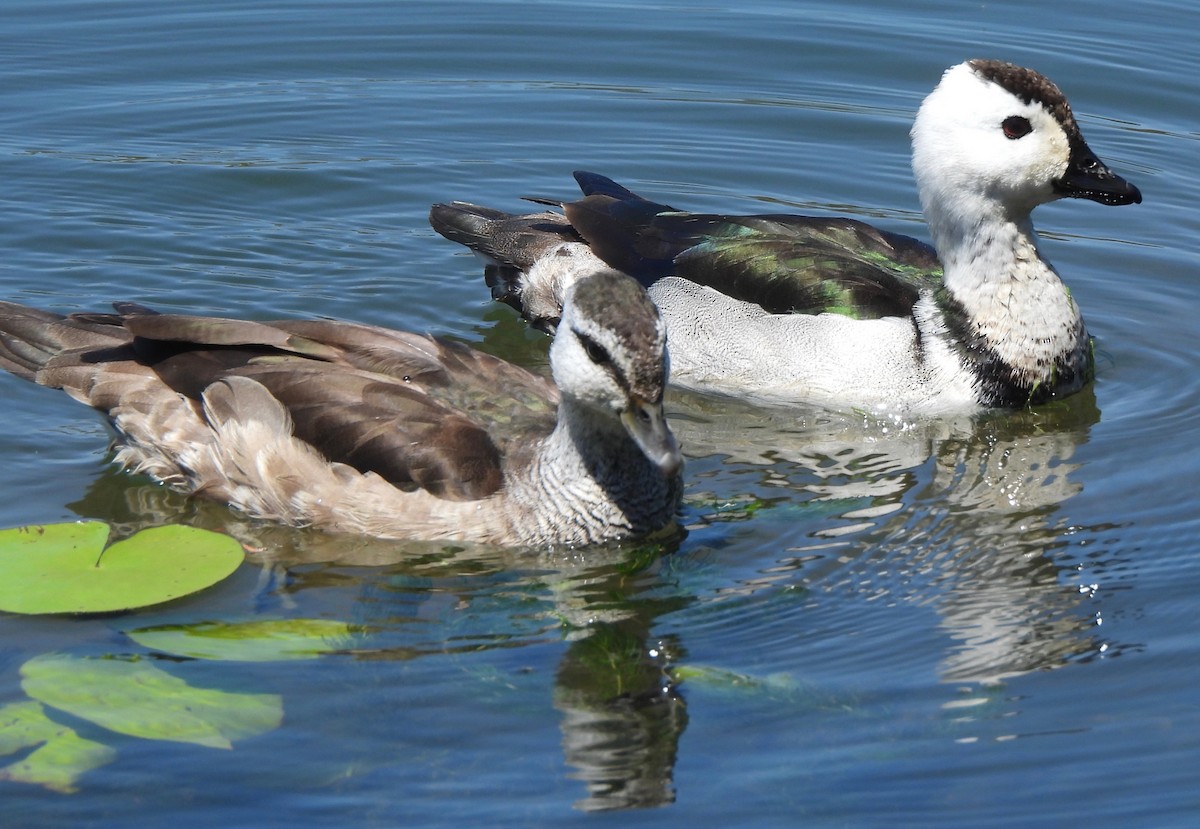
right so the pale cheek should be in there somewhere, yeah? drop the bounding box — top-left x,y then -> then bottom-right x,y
1043,133 -> 1071,180
1032,155 -> 1067,187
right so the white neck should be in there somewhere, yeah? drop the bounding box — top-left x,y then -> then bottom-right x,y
929,198 -> 1053,309
922,191 -> 1089,397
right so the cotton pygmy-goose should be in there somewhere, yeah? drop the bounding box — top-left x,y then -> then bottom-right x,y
430,60 -> 1142,413
0,270 -> 682,546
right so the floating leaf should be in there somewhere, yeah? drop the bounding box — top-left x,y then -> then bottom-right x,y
0,700 -> 116,793
21,654 -> 282,749
127,618 -> 358,661
0,522 -> 244,615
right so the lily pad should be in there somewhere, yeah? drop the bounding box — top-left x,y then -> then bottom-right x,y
0,522 -> 244,615
21,654 -> 283,749
0,700 -> 117,793
127,618 -> 358,661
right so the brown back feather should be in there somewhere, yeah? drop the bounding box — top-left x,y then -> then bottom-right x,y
0,302 -> 560,502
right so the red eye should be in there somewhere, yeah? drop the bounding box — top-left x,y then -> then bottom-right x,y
1002,116 -> 1033,139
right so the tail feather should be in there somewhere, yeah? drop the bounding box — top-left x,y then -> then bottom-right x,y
0,336 -> 49,381
431,201 -> 599,331
0,302 -> 130,382
429,202 -> 581,270
572,170 -> 648,202
428,201 -> 513,252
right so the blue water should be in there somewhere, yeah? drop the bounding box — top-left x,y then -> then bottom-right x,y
1,1 -> 1197,826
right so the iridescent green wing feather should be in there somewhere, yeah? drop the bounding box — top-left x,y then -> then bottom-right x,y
566,171 -> 943,320
671,215 -> 943,318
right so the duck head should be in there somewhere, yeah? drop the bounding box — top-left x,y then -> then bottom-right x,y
551,269 -> 681,477
910,60 -> 1141,228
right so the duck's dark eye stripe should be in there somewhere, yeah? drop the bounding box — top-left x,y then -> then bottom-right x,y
577,331 -> 611,366
1002,115 -> 1032,139
574,328 -> 631,394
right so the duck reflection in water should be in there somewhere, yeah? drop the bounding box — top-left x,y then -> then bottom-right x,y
674,384 -> 1127,687
62,383 -> 1124,808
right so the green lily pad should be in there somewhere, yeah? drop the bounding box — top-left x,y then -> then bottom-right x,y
21,654 -> 283,749
127,618 -> 358,661
0,522 -> 244,615
0,700 -> 117,793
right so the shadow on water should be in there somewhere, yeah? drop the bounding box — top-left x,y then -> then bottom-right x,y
48,381 -> 1130,809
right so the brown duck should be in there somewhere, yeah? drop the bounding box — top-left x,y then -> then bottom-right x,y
0,270 -> 682,546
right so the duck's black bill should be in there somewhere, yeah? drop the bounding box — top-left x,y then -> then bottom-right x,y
1054,145 -> 1143,206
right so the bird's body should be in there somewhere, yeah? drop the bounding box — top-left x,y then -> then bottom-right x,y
430,60 -> 1141,414
0,271 -> 682,546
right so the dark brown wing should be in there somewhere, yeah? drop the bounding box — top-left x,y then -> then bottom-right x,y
233,360 -> 510,500
1,303 -> 559,501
